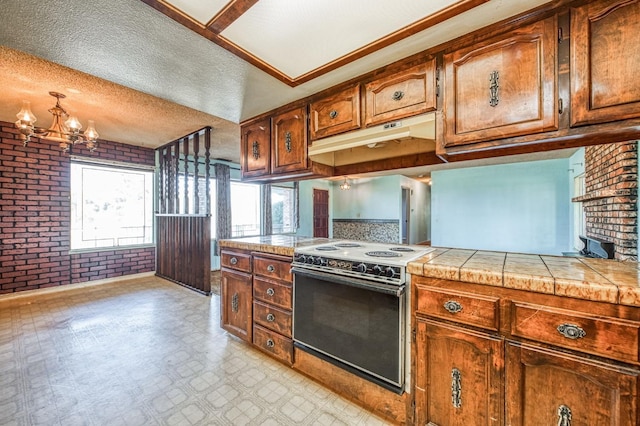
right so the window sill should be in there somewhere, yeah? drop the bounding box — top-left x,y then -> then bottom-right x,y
69,244 -> 156,255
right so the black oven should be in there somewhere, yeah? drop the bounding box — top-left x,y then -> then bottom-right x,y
292,267 -> 405,393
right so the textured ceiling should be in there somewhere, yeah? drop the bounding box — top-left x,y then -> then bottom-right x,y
0,0 -> 551,163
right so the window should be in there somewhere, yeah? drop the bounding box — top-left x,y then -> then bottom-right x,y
230,182 -> 261,237
70,161 -> 154,250
272,185 -> 296,234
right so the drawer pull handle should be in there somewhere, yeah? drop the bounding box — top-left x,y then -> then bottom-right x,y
266,313 -> 275,322
267,265 -> 275,272
329,110 -> 338,119
231,293 -> 239,313
252,141 -> 260,160
557,404 -> 572,426
229,257 -> 238,265
266,288 -> 275,296
266,339 -> 275,348
392,90 -> 404,101
557,324 -> 586,340
489,70 -> 499,107
443,300 -> 462,314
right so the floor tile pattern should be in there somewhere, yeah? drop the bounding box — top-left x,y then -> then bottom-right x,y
0,277 -> 389,426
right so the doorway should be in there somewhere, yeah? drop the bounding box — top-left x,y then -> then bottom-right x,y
313,189 -> 329,238
401,187 -> 410,244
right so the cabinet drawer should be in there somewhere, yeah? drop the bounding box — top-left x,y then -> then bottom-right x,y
415,285 -> 500,331
253,256 -> 292,282
253,300 -> 292,338
253,324 -> 293,365
364,60 -> 436,127
253,277 -> 292,310
510,302 -> 640,363
220,250 -> 251,273
310,85 -> 361,140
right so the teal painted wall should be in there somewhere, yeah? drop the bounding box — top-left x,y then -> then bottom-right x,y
431,158 -> 572,255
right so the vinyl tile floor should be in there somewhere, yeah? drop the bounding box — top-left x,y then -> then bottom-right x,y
0,276 -> 390,426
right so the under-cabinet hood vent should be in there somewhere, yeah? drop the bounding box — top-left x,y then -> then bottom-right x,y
308,113 -> 436,166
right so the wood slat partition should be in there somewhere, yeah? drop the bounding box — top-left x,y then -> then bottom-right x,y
156,214 -> 211,294
156,127 -> 213,294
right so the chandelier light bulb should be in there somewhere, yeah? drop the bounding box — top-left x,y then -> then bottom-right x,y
64,115 -> 82,133
16,101 -> 37,124
84,120 -> 99,141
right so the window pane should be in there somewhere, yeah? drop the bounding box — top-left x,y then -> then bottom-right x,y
230,182 -> 260,237
272,186 -> 296,234
71,162 -> 154,250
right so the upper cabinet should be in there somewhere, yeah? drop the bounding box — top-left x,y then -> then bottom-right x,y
240,118 -> 271,179
271,106 -> 308,174
571,0 -> 640,127
364,60 -> 437,127
441,17 -> 558,148
309,85 -> 361,140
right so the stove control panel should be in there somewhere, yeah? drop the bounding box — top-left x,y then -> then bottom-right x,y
293,253 -> 402,283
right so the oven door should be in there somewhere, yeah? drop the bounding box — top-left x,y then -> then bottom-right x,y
292,267 -> 405,392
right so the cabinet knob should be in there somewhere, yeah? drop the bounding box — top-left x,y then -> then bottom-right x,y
252,141 -> 260,160
392,91 -> 404,101
231,293 -> 239,313
266,339 -> 275,348
266,288 -> 275,296
230,257 -> 238,265
329,110 -> 338,119
267,265 -> 275,272
266,313 -> 275,322
557,323 -> 586,340
443,300 -> 462,314
557,404 -> 572,426
489,70 -> 499,107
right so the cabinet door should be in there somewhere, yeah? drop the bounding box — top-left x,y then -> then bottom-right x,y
442,17 -> 558,147
506,342 -> 639,426
310,85 -> 361,140
415,318 -> 504,426
365,60 -> 437,127
241,118 -> 271,178
220,268 -> 252,342
571,0 -> 640,126
271,106 -> 308,174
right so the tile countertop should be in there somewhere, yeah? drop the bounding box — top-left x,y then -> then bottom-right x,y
408,248 -> 640,307
219,236 -> 331,257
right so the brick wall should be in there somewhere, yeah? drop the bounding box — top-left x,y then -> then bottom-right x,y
0,120 -> 156,294
583,142 -> 638,260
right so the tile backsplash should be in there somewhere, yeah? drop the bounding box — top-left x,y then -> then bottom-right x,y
332,219 -> 399,243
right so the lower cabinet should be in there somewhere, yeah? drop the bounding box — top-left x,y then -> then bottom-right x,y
506,342 -> 640,426
220,268 -> 253,342
415,318 -> 503,426
413,277 -> 640,425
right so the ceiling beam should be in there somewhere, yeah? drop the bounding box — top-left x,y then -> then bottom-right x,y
207,0 -> 260,33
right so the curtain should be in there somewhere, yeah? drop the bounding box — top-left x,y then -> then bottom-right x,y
262,184 -> 272,235
214,164 -> 231,247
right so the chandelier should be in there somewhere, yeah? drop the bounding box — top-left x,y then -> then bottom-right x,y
339,177 -> 351,190
15,92 -> 99,152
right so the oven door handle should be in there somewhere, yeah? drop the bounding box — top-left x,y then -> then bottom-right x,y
291,267 -> 405,297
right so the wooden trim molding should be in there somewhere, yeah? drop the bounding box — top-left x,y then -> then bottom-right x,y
139,0 -> 489,87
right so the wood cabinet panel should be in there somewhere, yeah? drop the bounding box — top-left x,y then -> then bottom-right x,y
364,61 -> 437,127
442,17 -> 558,147
220,268 -> 252,342
271,106 -> 308,174
253,300 -> 292,338
310,85 -> 361,140
415,284 -> 500,331
415,318 -> 504,426
220,250 -> 252,273
240,118 -> 271,178
253,324 -> 293,365
253,256 -> 292,283
253,276 -> 292,310
510,301 -> 640,363
571,0 -> 640,126
506,342 -> 639,425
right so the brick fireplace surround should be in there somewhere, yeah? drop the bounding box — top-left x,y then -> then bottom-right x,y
581,142 -> 638,260
0,120 -> 155,294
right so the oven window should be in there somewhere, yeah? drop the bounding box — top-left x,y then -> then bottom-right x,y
294,273 -> 402,385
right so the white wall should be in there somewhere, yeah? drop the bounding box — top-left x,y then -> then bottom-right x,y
431,158 -> 572,255
296,179 -> 333,238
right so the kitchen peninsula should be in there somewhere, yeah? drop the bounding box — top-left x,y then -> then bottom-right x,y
220,237 -> 640,425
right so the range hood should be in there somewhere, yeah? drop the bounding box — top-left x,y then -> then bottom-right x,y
308,113 -> 436,166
